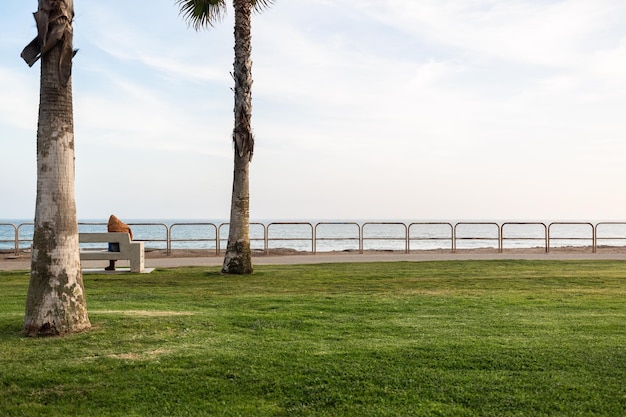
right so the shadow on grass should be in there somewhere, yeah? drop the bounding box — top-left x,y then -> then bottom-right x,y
0,319 -> 23,338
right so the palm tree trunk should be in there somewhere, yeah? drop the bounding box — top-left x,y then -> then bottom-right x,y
24,11 -> 90,336
222,0 -> 254,274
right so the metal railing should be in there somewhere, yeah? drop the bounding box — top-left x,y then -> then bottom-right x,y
170,223 -> 218,255
595,222 -> 626,253
362,222 -> 408,253
501,222 -> 548,253
454,222 -> 500,253
3,221 -> 626,256
17,223 -> 34,254
408,222 -> 454,253
547,222 -> 595,253
267,222 -> 314,254
78,222 -> 171,253
0,223 -> 18,256
314,222 -> 360,254
218,222 -> 267,254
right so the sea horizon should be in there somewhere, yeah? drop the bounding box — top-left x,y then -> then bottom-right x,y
3,218 -> 626,253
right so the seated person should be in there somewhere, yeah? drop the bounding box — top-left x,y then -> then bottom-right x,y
106,214 -> 133,271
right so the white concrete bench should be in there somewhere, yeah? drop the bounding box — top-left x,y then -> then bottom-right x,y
79,232 -> 144,273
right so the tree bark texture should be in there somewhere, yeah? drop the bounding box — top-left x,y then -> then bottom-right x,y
222,0 -> 254,274
24,0 -> 90,336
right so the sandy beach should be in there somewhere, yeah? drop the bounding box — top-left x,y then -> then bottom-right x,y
2,246 -> 626,272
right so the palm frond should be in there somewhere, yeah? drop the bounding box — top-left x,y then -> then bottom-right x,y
175,0 -> 227,30
251,0 -> 275,14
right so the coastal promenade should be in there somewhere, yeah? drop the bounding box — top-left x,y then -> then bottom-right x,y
2,249 -> 626,272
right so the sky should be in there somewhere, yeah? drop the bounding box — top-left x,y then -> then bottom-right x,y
2,0 -> 626,221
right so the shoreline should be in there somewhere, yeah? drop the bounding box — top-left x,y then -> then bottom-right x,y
4,245 -> 626,258
4,244 -> 626,259
2,246 -> 626,272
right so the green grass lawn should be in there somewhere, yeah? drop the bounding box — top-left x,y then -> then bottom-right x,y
1,260 -> 625,416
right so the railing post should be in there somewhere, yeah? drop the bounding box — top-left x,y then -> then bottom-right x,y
359,223 -> 363,254
405,223 -> 409,254
593,224 -> 597,253
167,224 -> 172,256
452,224 -> 456,253
218,223 -> 226,255
17,222 -> 35,256
12,224 -> 18,256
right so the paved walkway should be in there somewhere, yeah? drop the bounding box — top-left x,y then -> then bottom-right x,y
2,250 -> 626,272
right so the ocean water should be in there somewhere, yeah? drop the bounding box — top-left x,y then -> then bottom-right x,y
2,219 -> 626,253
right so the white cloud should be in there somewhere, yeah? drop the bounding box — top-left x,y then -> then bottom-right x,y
355,0 -> 626,67
3,0 -> 626,220
588,37 -> 626,88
